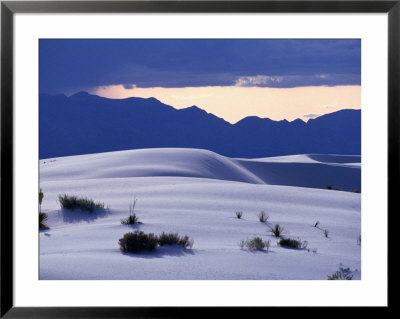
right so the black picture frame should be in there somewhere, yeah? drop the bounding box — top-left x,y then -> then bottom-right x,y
1,0 -> 396,317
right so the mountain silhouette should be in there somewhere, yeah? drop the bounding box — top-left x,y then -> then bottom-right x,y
39,92 -> 361,159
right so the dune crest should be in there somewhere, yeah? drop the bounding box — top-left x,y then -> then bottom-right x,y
40,148 -> 360,191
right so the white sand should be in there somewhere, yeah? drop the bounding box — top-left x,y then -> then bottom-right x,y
40,148 -> 361,280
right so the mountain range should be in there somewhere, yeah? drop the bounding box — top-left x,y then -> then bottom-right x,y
39,92 -> 361,159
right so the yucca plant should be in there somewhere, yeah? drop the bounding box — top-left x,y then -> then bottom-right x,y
235,211 -> 243,219
269,224 -> 285,237
121,198 -> 140,225
258,211 -> 269,222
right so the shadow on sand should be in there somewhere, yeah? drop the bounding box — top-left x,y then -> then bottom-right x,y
242,249 -> 275,254
120,221 -> 143,230
39,228 -> 51,236
121,245 -> 196,259
59,208 -> 110,223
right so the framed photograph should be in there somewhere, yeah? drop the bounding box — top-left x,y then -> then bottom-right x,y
1,0 -> 396,316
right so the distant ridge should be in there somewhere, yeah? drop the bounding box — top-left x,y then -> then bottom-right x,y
39,93 -> 361,159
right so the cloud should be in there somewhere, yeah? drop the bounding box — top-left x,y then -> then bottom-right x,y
235,74 -> 360,88
123,84 -> 136,90
40,39 -> 361,94
303,114 -> 321,119
235,75 -> 283,87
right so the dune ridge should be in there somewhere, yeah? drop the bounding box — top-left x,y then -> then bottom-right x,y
40,148 -> 360,191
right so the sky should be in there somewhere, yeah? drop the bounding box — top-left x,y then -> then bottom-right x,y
40,39 -> 361,123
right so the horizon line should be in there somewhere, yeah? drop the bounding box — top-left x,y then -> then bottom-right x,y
39,90 -> 361,124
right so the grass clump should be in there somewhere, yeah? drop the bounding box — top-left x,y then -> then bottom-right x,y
269,224 -> 285,237
235,211 -> 243,219
240,237 -> 270,251
58,194 -> 104,213
327,268 -> 353,280
278,237 -> 308,249
39,212 -> 49,230
119,231 -> 194,253
121,198 -> 140,225
158,232 -> 194,249
258,211 -> 269,222
118,231 -> 158,253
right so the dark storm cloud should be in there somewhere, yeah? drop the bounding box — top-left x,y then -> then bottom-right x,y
39,39 -> 361,94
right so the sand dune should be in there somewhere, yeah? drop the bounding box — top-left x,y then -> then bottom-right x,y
40,148 -> 360,190
39,148 -> 361,280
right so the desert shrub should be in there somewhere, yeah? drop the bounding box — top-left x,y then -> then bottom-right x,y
326,186 -> 340,191
278,237 -> 307,249
121,198 -> 140,225
235,211 -> 243,219
312,248 -> 318,254
357,234 -> 361,245
269,224 -> 285,237
240,237 -> 270,251
327,268 -> 353,280
39,189 -> 44,205
158,232 -> 194,249
39,189 -> 44,213
39,212 -> 49,229
258,211 -> 269,222
118,231 -> 158,253
323,229 -> 329,238
314,221 -> 320,227
58,194 -> 104,212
